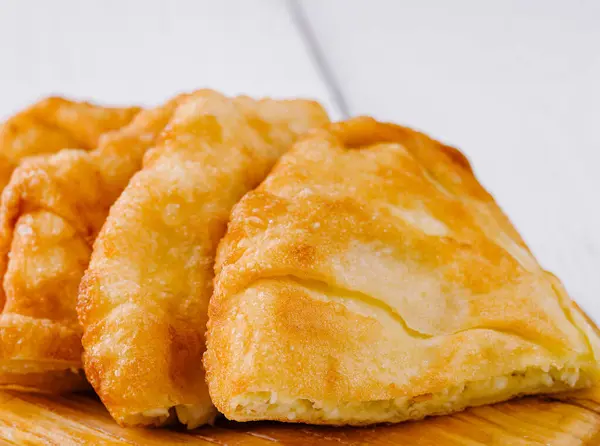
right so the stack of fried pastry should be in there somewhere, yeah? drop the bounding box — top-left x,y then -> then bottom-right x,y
0,90 -> 597,430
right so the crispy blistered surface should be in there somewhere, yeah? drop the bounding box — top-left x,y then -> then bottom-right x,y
78,90 -> 329,427
0,97 -> 140,190
0,96 -> 186,393
205,117 -> 600,425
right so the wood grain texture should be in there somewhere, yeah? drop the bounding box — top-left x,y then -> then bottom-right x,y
0,388 -> 598,445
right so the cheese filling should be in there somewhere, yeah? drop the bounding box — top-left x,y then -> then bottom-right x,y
228,365 -> 591,425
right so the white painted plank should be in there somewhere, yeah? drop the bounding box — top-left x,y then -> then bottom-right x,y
302,0 -> 600,318
0,0 -> 335,117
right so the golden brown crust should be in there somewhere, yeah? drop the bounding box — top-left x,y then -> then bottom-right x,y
0,97 -> 140,160
78,91 -> 329,427
0,96 -> 186,393
0,155 -> 16,194
205,117 -> 600,425
0,97 -> 140,190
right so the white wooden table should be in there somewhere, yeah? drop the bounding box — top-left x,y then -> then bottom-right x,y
0,0 -> 598,319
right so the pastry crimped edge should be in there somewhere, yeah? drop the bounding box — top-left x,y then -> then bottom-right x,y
207,278 -> 599,426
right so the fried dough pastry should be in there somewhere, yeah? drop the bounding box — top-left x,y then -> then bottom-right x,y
0,95 -> 186,393
205,117 -> 600,426
0,155 -> 16,196
0,97 -> 140,190
78,91 -> 329,428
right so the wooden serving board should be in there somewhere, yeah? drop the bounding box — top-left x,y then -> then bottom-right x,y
0,388 -> 599,445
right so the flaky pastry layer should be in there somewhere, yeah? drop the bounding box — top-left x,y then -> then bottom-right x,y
0,313 -> 87,393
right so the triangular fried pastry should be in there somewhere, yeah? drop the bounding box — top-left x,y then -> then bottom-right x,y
205,117 -> 600,425
78,91 -> 329,428
0,97 -> 140,190
0,95 -> 187,393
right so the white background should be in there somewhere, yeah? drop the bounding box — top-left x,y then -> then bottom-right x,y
0,0 -> 598,319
